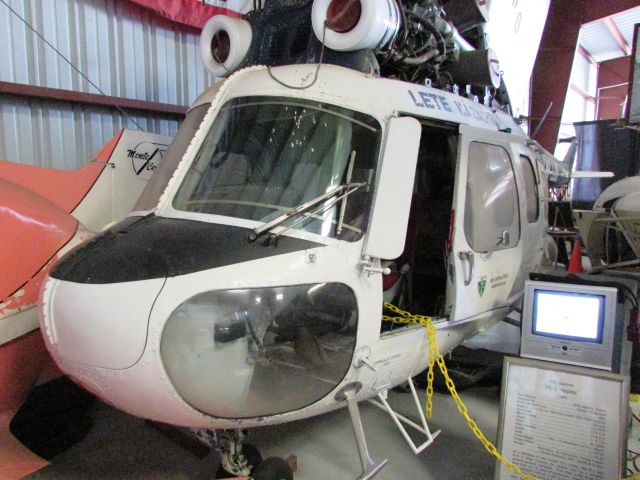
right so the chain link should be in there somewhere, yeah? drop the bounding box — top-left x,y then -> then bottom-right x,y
382,302 -> 540,480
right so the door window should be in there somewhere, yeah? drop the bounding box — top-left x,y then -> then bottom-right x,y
464,142 -> 520,252
520,155 -> 539,223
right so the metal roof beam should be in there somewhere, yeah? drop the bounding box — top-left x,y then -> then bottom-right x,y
0,81 -> 187,117
577,45 -> 597,65
603,16 -> 631,56
570,83 -> 596,103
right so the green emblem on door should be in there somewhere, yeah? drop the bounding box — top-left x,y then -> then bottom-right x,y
478,276 -> 487,297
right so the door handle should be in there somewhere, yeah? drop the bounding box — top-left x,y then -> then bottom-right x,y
497,230 -> 510,247
458,250 -> 475,286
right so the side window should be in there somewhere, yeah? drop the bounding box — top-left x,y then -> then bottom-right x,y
520,155 -> 539,223
464,142 -> 520,252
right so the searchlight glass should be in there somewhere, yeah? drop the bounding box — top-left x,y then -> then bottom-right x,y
173,96 -> 381,242
532,290 -> 604,343
160,283 -> 358,418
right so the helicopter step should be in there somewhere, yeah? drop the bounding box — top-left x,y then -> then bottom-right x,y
368,377 -> 441,455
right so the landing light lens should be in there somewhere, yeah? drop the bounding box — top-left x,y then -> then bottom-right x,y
326,0 -> 362,33
160,283 -> 358,419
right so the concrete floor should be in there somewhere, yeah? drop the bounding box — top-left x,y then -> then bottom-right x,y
250,386 -> 500,479
24,384 -> 501,480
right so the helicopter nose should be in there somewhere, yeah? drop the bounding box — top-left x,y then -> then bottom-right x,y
40,276 -> 165,370
39,216 -> 169,370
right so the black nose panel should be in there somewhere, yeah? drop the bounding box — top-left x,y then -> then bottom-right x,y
51,215 -> 321,284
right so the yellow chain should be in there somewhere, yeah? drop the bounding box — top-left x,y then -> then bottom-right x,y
382,302 -> 540,480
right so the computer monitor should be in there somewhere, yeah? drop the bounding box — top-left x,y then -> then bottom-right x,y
520,280 -> 620,370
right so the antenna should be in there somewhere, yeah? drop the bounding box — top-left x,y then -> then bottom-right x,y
531,101 -> 553,139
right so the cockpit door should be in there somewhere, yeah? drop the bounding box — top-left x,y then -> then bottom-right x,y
364,116 -> 422,259
449,125 -> 524,322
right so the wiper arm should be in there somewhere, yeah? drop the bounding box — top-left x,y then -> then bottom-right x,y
247,182 -> 365,242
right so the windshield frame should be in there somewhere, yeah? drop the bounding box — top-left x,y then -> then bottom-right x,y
131,103 -> 211,215
158,93 -> 384,245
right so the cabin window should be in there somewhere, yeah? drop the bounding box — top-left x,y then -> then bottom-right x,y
464,142 -> 520,252
520,155 -> 539,223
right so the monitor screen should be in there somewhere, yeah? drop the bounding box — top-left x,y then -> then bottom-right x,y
532,289 -> 604,343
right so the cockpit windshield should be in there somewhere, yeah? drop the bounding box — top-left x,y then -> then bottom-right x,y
173,96 -> 381,241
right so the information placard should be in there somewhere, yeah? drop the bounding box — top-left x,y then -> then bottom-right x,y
495,357 -> 628,480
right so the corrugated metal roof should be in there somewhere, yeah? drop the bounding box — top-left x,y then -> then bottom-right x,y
611,6 -> 640,45
579,21 -> 622,62
579,5 -> 640,63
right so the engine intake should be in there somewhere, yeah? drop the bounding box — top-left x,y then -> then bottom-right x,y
200,15 -> 252,77
311,0 -> 400,51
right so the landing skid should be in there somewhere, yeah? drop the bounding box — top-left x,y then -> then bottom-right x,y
337,384 -> 388,480
337,377 -> 440,479
191,377 -> 440,480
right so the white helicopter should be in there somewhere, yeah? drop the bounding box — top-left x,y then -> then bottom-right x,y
39,1 -> 568,478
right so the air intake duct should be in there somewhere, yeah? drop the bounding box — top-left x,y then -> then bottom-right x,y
200,15 -> 252,77
311,0 -> 400,51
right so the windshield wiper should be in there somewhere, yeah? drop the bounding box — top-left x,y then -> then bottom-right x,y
247,182 -> 365,242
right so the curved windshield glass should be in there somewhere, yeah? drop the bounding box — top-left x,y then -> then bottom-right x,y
173,97 -> 381,241
134,104 -> 210,212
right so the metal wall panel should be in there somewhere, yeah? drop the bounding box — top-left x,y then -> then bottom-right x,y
0,0 -> 216,168
0,96 -> 179,168
0,0 -> 215,104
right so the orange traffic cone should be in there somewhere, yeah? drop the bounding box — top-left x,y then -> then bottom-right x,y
568,240 -> 583,273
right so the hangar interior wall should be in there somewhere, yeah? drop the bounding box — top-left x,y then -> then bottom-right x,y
0,0 -> 216,169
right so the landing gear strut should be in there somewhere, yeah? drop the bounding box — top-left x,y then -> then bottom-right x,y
194,428 -> 294,479
218,429 -> 254,476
